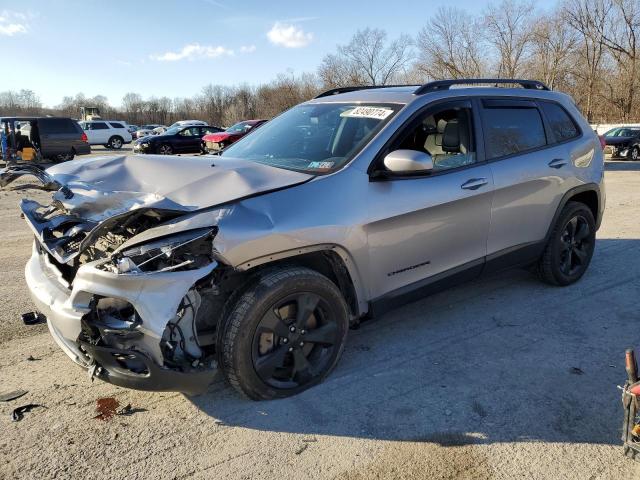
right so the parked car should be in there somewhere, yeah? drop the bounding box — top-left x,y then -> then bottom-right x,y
602,126 -> 640,160
152,126 -> 167,135
133,124 -> 223,154
168,120 -> 208,128
1,79 -> 604,400
127,124 -> 139,135
78,120 -> 133,149
1,116 -> 90,161
135,124 -> 166,139
202,119 -> 267,153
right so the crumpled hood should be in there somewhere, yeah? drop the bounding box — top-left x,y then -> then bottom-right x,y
45,154 -> 312,222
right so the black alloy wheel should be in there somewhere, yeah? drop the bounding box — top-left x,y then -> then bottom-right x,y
537,201 -> 596,286
220,267 -> 349,400
252,292 -> 341,389
557,215 -> 592,277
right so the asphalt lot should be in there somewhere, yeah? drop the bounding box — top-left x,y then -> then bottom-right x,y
1,150 -> 639,479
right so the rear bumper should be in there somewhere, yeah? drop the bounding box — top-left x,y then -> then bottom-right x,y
24,243 -> 219,393
75,144 -> 91,155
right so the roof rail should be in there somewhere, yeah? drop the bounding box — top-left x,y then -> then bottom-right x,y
414,79 -> 550,95
314,85 -> 417,99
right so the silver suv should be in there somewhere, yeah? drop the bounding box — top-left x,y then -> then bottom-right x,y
1,79 -> 605,400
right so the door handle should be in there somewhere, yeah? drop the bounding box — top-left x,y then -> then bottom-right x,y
461,178 -> 488,190
548,158 -> 567,169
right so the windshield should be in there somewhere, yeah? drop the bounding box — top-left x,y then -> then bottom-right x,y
221,103 -> 401,173
162,126 -> 181,136
226,121 -> 253,133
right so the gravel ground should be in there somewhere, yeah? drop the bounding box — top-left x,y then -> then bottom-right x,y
1,153 -> 639,479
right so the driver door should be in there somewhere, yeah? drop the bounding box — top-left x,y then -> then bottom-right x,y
365,100 -> 494,300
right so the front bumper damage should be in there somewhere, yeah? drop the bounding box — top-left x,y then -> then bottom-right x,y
25,241 -> 221,394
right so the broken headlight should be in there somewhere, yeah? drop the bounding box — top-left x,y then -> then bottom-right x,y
108,228 -> 215,274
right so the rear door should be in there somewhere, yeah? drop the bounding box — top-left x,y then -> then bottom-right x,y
482,98 -> 580,260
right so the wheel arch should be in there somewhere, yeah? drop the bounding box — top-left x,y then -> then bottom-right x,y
233,245 -> 367,321
546,183 -> 602,242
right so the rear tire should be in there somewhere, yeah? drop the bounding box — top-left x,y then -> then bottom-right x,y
55,149 -> 75,162
537,201 -> 596,286
220,267 -> 349,400
630,146 -> 639,161
108,136 -> 123,149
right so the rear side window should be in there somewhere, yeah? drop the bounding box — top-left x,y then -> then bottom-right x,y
482,107 -> 546,159
109,122 -> 124,129
92,122 -> 108,130
39,118 -> 80,134
539,102 -> 579,143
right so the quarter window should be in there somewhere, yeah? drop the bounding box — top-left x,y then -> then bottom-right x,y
482,107 -> 546,159
539,102 -> 579,143
109,122 -> 124,129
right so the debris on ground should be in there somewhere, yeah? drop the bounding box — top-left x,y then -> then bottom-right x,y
295,444 -> 309,455
0,389 -> 28,402
11,404 -> 44,422
117,404 -> 147,416
94,398 -> 146,421
26,355 -> 40,361
570,367 -> 585,375
302,437 -> 318,443
94,397 -> 120,421
21,312 -> 46,325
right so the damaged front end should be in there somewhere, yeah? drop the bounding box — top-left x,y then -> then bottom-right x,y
12,176 -> 224,394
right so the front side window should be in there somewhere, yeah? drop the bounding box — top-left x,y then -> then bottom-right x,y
482,107 -> 546,159
390,103 -> 476,172
222,103 -> 401,173
539,102 -> 579,143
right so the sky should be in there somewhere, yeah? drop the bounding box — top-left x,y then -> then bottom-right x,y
0,0 -> 557,108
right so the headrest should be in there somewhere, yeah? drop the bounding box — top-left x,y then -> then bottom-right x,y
442,119 -> 460,152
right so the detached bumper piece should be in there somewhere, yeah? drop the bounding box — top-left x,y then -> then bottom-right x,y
79,341 -> 218,395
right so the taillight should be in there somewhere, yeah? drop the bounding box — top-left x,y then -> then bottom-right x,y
598,135 -> 606,150
81,132 -> 88,143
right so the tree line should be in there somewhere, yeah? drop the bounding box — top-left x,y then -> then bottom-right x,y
1,0 -> 639,125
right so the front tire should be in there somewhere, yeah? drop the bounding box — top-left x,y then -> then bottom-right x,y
537,201 -> 596,286
220,267 -> 349,400
158,144 -> 173,155
630,146 -> 639,161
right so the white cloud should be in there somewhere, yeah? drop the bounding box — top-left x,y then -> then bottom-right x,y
0,10 -> 29,36
151,43 -> 234,61
267,22 -> 313,48
240,45 -> 256,53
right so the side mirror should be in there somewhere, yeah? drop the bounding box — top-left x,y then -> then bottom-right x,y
383,149 -> 433,173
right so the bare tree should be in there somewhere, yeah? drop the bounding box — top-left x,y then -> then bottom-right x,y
416,7 -> 487,79
528,11 -> 579,89
319,28 -> 413,86
563,0 -> 612,121
483,0 -> 535,78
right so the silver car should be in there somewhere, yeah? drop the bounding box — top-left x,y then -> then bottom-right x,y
1,79 -> 605,400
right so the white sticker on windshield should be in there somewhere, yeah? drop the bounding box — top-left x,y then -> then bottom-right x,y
340,106 -> 394,120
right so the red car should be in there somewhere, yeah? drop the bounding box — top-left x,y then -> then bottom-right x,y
201,119 -> 267,153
